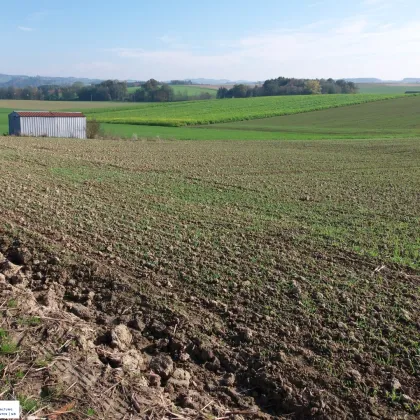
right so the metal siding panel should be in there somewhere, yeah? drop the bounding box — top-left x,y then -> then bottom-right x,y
19,117 -> 86,138
21,118 -> 27,135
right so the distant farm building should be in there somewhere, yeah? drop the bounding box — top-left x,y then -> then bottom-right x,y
8,111 -> 87,139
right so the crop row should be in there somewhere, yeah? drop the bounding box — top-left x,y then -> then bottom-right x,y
87,94 -> 405,127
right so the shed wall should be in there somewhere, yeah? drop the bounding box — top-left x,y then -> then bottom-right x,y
20,117 -> 86,139
8,113 -> 21,135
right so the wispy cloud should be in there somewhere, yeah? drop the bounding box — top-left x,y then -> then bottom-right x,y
17,10 -> 51,32
104,17 -> 420,80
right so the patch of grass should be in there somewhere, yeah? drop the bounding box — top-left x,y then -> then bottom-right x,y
7,299 -> 17,308
18,395 -> 39,413
86,408 -> 97,416
0,341 -> 18,355
15,370 -> 25,379
17,316 -> 41,326
386,389 -> 402,404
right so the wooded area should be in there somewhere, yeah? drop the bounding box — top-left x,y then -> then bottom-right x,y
217,78 -> 358,98
0,79 -> 210,103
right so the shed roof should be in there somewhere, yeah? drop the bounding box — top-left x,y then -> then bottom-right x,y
13,111 -> 86,118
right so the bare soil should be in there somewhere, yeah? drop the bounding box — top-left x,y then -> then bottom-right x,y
0,136 -> 419,419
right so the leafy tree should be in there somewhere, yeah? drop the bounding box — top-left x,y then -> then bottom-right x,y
153,84 -> 174,102
217,87 -> 229,99
304,80 -> 322,94
133,88 -> 146,102
230,84 -> 249,98
131,80 -> 174,102
263,80 -> 280,96
143,79 -> 159,91
93,86 -> 111,101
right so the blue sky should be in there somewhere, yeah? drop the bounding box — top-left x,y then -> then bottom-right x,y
2,0 -> 420,80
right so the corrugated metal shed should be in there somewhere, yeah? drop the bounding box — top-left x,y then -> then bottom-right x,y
8,111 -> 87,139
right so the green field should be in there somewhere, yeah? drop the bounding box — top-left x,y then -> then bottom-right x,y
208,95 -> 420,138
101,122 -> 342,140
102,94 -> 420,140
88,94 -> 404,127
357,83 -> 420,94
127,84 -> 217,97
1,94 -> 419,140
0,108 -> 10,133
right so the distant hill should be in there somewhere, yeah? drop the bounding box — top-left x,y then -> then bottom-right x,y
189,78 -> 260,85
189,78 -> 231,85
402,78 -> 420,83
345,78 -> 383,83
0,74 -> 102,88
346,78 -> 420,84
0,74 -> 14,84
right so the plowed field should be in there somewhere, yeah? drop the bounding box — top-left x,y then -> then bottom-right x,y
0,136 -> 419,419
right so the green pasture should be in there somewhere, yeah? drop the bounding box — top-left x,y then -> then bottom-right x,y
127,84 -> 217,97
88,94 -> 404,127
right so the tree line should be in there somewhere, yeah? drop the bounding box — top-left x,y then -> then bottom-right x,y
0,81 -> 127,101
217,77 -> 358,98
0,77 -> 358,103
0,79 -> 210,102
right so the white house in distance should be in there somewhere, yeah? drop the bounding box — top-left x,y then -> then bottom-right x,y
8,111 -> 87,139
